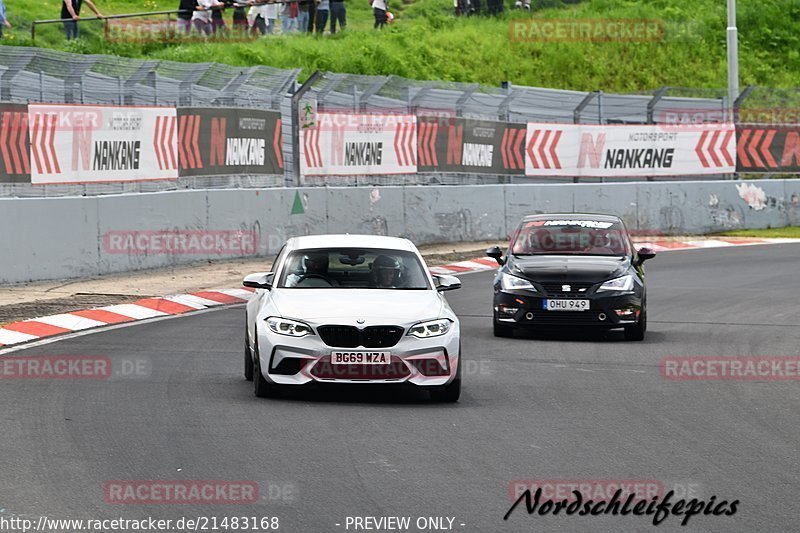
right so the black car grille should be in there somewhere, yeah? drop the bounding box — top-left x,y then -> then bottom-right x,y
317,325 -> 405,348
523,310 -> 605,324
539,282 -> 594,298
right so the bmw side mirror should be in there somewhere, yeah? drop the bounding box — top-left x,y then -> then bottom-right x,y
486,246 -> 505,265
634,248 -> 656,266
243,272 -> 273,289
434,274 -> 461,292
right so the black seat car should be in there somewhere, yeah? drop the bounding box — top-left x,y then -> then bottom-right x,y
487,213 -> 656,341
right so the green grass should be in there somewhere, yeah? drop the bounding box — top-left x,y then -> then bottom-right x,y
717,227 -> 800,239
3,0 -> 800,91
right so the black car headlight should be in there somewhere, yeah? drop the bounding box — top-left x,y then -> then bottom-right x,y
499,272 -> 537,292
408,319 -> 453,338
597,275 -> 634,293
266,317 -> 314,337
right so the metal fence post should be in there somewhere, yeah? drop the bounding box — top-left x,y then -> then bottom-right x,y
646,86 -> 669,124
597,90 -> 604,124
573,91 -> 597,124
733,85 -> 754,124
291,70 -> 323,186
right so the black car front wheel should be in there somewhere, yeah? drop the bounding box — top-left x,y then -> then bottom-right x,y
624,308 -> 647,341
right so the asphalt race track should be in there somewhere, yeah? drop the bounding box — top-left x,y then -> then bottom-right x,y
2,244 -> 799,533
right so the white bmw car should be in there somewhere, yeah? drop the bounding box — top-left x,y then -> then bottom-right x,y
243,234 -> 462,402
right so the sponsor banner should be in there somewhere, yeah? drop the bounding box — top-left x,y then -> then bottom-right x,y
0,104 -> 31,183
301,113 -> 416,176
28,104 -> 178,185
417,117 -> 525,175
524,123 -> 736,177
736,125 -> 800,172
177,108 -> 283,177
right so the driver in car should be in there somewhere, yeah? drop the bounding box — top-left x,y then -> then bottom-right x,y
285,252 -> 331,287
370,255 -> 403,288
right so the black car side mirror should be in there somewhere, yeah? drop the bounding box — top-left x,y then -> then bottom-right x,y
486,246 -> 505,265
634,247 -> 656,266
243,272 -> 274,289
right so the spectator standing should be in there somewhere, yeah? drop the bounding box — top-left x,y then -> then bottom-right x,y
297,0 -> 310,33
62,0 -> 104,40
177,0 -> 195,33
231,1 -> 248,35
306,0 -> 317,32
281,0 -> 298,33
329,0 -> 345,33
211,0 -> 227,34
315,0 -> 328,34
193,0 -> 222,34
0,0 -> 11,39
248,0 -> 277,35
371,0 -> 386,29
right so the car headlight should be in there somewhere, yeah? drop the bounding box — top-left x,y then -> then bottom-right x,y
266,317 -> 314,337
408,319 -> 452,338
597,275 -> 634,292
500,272 -> 537,292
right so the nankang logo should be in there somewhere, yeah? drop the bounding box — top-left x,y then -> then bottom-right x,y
461,143 -> 494,167
344,142 -> 383,166
93,141 -> 141,170
225,138 -> 265,166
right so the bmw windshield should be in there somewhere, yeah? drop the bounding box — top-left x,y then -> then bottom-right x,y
511,219 -> 632,257
276,248 -> 431,289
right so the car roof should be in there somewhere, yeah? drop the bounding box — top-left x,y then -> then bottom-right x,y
520,213 -> 623,223
286,234 -> 417,253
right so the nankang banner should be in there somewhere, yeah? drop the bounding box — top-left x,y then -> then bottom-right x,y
524,123 -> 736,177
300,113 -> 417,176
0,104 -> 31,183
28,104 -> 178,184
417,117 -> 526,175
177,108 -> 283,177
736,125 -> 800,172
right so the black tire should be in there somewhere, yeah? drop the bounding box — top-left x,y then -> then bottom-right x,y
624,308 -> 647,341
244,324 -> 254,381
253,339 -> 278,398
430,355 -> 462,403
493,314 -> 515,338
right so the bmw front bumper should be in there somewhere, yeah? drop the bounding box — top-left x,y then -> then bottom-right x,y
255,321 -> 461,387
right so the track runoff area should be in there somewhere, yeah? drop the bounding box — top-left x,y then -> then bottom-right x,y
1,239 -> 798,532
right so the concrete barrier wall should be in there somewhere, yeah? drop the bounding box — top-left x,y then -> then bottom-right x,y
2,180 -> 800,284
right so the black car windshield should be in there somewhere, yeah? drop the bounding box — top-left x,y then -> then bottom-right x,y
276,248 -> 431,289
511,218 -> 632,256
